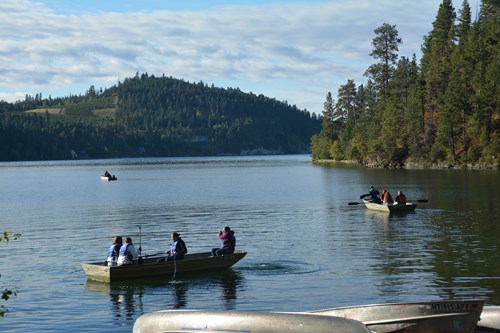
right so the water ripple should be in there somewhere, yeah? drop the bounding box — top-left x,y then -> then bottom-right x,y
238,261 -> 320,276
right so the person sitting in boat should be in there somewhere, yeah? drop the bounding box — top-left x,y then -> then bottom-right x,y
104,170 -> 111,178
106,235 -> 122,267
165,232 -> 188,261
381,189 -> 394,205
117,237 -> 138,265
369,185 -> 381,203
395,190 -> 407,205
211,226 -> 236,256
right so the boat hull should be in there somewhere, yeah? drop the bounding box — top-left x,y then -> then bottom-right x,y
133,310 -> 371,333
475,306 -> 500,332
100,175 -> 117,181
310,299 -> 484,333
363,199 -> 417,213
82,250 -> 247,283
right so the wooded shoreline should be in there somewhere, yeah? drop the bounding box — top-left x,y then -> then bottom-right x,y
311,1 -> 498,171
313,159 -> 498,170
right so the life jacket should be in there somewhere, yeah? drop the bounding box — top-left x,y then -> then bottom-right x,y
119,243 -> 133,261
170,240 -> 178,255
170,239 -> 187,256
108,243 -> 121,260
384,192 -> 393,204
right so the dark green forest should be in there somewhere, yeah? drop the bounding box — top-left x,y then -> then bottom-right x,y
0,75 -> 320,161
311,0 -> 499,169
1,0 -> 497,167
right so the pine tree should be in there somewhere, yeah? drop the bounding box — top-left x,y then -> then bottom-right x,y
364,23 -> 402,99
333,80 -> 358,160
421,0 -> 456,159
320,92 -> 336,142
440,0 -> 473,164
469,0 -> 499,164
336,80 -> 358,126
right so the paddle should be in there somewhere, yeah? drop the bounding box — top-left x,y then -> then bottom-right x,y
417,199 -> 428,203
359,193 -> 370,199
348,202 -> 362,205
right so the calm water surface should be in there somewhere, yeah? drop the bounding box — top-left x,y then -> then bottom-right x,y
0,155 -> 499,332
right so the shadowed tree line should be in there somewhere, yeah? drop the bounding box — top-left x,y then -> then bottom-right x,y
311,0 -> 498,168
0,76 -> 320,161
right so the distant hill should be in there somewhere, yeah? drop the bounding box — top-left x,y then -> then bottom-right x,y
0,74 -> 320,161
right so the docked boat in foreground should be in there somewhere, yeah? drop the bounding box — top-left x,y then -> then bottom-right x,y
82,250 -> 247,283
363,199 -> 417,213
133,310 -> 371,333
476,306 -> 500,332
310,299 -> 485,333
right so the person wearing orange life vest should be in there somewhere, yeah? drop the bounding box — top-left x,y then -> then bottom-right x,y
380,189 -> 393,205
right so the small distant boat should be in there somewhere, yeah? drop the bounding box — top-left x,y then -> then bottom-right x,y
310,299 -> 484,333
363,199 -> 417,213
100,175 -> 117,181
82,250 -> 247,283
133,310 -> 371,333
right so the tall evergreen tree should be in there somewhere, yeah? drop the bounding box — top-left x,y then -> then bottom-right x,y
320,92 -> 336,141
332,80 -> 358,160
335,80 -> 358,126
421,0 -> 456,157
440,0 -> 473,164
469,0 -> 499,163
404,55 -> 426,162
364,23 -> 402,99
311,92 -> 336,160
349,81 -> 378,161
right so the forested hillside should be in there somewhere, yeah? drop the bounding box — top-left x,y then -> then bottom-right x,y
311,0 -> 498,169
0,75 -> 320,161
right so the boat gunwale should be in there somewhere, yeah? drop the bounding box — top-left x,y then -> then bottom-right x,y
82,249 -> 247,282
83,249 -> 246,267
310,299 -> 485,313
362,199 -> 417,212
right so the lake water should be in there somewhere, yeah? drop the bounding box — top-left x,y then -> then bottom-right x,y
0,154 -> 499,332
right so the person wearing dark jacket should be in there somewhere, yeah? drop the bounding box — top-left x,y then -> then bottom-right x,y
395,190 -> 407,204
211,226 -> 236,256
369,185 -> 381,204
166,232 -> 188,261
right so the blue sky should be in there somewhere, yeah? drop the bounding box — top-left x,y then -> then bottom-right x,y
0,0 -> 479,113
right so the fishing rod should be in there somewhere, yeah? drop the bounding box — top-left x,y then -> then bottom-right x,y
138,226 -> 143,264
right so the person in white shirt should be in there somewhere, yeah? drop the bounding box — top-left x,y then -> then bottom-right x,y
117,237 -> 137,266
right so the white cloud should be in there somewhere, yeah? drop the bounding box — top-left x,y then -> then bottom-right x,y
0,0 -> 479,111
